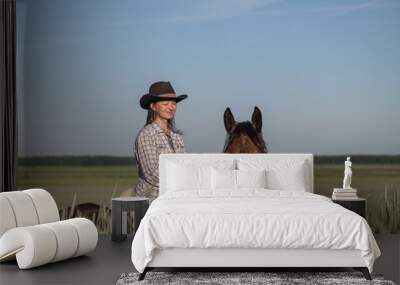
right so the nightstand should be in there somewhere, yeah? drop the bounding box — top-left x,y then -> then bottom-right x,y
332,198 -> 366,218
111,197 -> 149,241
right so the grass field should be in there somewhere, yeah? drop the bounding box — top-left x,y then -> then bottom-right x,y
17,165 -> 138,208
16,164 -> 400,233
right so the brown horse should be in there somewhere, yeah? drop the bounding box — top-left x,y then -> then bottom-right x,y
223,106 -> 267,153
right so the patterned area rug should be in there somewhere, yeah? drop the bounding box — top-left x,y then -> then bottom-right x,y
116,271 -> 396,285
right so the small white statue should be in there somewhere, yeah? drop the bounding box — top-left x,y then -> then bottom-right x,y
342,156 -> 352,189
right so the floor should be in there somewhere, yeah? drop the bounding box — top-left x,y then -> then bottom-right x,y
374,234 -> 400,284
0,235 -> 133,285
0,234 -> 398,285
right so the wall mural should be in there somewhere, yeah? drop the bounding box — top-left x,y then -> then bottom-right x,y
16,0 -> 400,234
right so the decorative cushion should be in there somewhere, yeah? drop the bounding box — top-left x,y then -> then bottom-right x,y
167,163 -> 211,191
266,163 -> 307,191
236,169 -> 267,189
211,169 -> 268,190
211,168 -> 236,190
238,159 -> 308,191
167,160 -> 236,192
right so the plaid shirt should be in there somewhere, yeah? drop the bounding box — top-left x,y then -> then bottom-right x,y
134,122 -> 185,198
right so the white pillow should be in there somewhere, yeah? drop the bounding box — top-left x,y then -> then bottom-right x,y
236,169 -> 267,189
167,160 -> 236,192
211,168 -> 236,190
238,159 -> 308,191
266,163 -> 306,191
167,162 -> 211,191
211,168 -> 268,190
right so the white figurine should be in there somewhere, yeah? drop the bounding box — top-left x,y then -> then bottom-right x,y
342,156 -> 352,189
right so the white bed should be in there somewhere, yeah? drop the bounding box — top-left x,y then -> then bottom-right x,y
131,154 -> 380,280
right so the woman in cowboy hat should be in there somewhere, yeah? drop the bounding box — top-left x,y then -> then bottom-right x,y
134,81 -> 188,199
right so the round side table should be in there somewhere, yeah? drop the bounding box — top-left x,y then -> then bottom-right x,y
111,197 -> 149,242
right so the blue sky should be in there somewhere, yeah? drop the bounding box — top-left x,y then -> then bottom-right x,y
17,0 -> 400,156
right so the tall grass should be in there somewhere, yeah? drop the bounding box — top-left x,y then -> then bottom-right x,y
59,190 -> 136,235
367,184 -> 400,234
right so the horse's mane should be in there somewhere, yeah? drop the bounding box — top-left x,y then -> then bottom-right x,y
223,121 -> 267,153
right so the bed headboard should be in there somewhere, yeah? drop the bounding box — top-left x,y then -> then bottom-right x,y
159,153 -> 314,195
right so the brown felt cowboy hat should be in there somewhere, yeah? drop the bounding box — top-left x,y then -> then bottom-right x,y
140,81 -> 188,110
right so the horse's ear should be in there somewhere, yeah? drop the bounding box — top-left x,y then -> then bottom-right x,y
251,106 -> 262,133
224,107 -> 236,134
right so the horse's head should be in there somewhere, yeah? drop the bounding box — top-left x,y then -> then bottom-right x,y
223,106 -> 267,153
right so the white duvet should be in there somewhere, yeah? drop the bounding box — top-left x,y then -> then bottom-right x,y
131,190 -> 380,273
